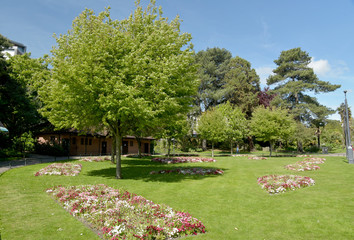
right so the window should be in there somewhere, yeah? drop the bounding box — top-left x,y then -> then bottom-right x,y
50,136 -> 55,144
81,138 -> 84,145
130,141 -> 133,147
85,138 -> 88,145
72,138 -> 76,145
89,139 -> 92,145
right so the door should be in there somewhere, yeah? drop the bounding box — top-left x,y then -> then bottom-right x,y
101,141 -> 107,155
144,143 -> 149,153
122,141 -> 129,155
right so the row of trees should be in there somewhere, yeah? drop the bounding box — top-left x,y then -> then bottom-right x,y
0,1 -> 348,178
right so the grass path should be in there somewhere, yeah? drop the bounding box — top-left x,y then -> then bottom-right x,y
1,156 -> 353,239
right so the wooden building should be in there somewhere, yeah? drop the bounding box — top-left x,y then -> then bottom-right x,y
36,130 -> 154,156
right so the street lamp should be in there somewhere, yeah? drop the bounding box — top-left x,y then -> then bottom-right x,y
344,90 -> 354,164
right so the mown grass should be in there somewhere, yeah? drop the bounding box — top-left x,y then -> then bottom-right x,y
0,155 -> 353,239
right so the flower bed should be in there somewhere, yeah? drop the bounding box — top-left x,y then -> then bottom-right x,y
233,154 -> 253,157
284,162 -> 320,171
47,184 -> 206,239
304,157 -> 326,164
257,175 -> 315,194
150,167 -> 224,175
285,158 -> 326,171
151,157 -> 215,164
79,156 -> 110,162
296,155 -> 312,157
35,163 -> 82,176
248,156 -> 267,160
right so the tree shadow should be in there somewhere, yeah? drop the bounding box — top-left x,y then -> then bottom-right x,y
85,158 -> 227,182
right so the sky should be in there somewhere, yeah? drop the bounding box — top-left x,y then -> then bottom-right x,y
1,0 -> 354,120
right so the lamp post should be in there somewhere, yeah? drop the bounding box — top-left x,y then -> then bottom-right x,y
344,90 -> 354,164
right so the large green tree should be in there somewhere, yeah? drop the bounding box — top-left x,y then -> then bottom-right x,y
223,56 -> 260,118
195,47 -> 232,112
40,2 -> 198,179
218,102 -> 247,154
0,48 -> 49,141
197,106 -> 227,157
267,48 -> 340,151
250,106 -> 296,156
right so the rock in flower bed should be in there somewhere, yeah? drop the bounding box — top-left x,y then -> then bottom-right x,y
79,156 -> 110,162
248,156 -> 267,160
151,157 -> 215,164
150,167 -> 224,175
46,184 -> 206,239
257,175 -> 315,194
35,163 -> 82,176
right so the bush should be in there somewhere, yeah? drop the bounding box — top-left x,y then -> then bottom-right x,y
34,142 -> 68,156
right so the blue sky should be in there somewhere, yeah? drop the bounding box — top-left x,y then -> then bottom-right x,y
1,0 -> 354,120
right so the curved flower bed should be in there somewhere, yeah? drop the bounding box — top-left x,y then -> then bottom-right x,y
257,175 -> 315,194
150,167 -> 224,175
79,156 -> 110,162
248,156 -> 267,160
304,157 -> 326,164
47,184 -> 206,239
151,157 -> 215,164
35,163 -> 82,176
285,158 -> 326,171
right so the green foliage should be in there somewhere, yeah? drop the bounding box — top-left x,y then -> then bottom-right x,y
34,142 -> 68,156
250,106 -> 296,156
197,106 -> 227,144
195,47 -> 232,112
0,53 -> 49,140
12,132 -> 35,154
41,1 -> 197,178
267,47 -> 340,123
222,56 -> 260,118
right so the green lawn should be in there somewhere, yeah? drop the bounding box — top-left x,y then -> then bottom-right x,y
1,155 -> 353,239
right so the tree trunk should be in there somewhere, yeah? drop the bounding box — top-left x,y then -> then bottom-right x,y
136,136 -> 142,158
230,141 -> 233,155
269,141 -> 273,157
167,138 -> 171,158
297,140 -> 303,153
111,137 -> 116,164
317,127 -> 321,148
115,130 -> 123,179
247,136 -> 254,152
212,142 -> 214,158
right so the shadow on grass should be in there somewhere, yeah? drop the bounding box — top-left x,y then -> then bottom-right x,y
85,158 -> 227,182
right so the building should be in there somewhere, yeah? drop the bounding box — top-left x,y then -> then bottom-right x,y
36,130 -> 154,156
2,39 -> 26,59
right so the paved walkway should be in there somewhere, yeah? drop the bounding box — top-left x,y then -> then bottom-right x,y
0,154 -> 80,174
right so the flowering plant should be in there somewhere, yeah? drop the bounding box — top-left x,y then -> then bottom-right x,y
304,158 -> 326,164
35,163 -> 82,176
47,184 -> 206,239
151,157 -> 215,164
285,158 -> 325,171
233,154 -> 253,157
296,155 -> 312,157
257,175 -> 315,194
248,156 -> 267,160
79,156 -> 110,162
150,167 -> 224,175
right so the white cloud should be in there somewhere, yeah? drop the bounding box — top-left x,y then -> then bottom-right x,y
308,57 -> 331,77
255,66 -> 273,85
